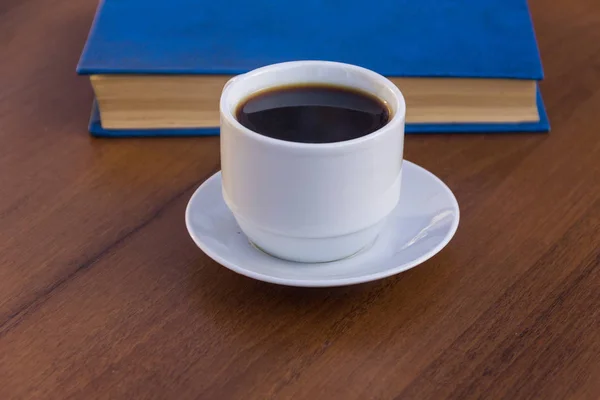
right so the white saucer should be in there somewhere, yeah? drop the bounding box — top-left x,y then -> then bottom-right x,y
185,160 -> 459,287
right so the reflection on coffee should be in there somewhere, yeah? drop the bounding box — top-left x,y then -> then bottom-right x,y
235,84 -> 391,144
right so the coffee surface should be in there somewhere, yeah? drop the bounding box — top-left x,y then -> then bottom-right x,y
235,85 -> 390,144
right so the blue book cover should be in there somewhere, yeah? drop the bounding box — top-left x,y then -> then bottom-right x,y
78,0 -> 548,135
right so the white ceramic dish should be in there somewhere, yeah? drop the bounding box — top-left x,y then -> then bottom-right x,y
185,160 -> 459,287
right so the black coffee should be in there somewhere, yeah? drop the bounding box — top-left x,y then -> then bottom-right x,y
235,84 -> 390,144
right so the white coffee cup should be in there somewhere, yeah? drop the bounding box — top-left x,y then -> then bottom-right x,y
220,61 -> 405,263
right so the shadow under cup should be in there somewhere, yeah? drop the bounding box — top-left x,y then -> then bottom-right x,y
219,61 -> 406,263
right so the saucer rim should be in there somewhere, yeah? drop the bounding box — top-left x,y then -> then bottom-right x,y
185,160 -> 460,287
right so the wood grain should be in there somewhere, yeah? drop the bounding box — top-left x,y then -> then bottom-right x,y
1,0 -> 599,399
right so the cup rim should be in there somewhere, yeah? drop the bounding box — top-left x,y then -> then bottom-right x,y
220,60 -> 406,152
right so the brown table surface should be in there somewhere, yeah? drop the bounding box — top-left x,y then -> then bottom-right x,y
2,0 -> 600,399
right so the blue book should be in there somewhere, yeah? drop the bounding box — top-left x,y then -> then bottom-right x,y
78,0 -> 549,136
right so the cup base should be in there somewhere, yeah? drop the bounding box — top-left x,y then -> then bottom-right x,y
249,235 -> 377,264
236,215 -> 387,263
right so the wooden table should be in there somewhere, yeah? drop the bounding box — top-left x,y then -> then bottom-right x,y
2,1 -> 599,398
